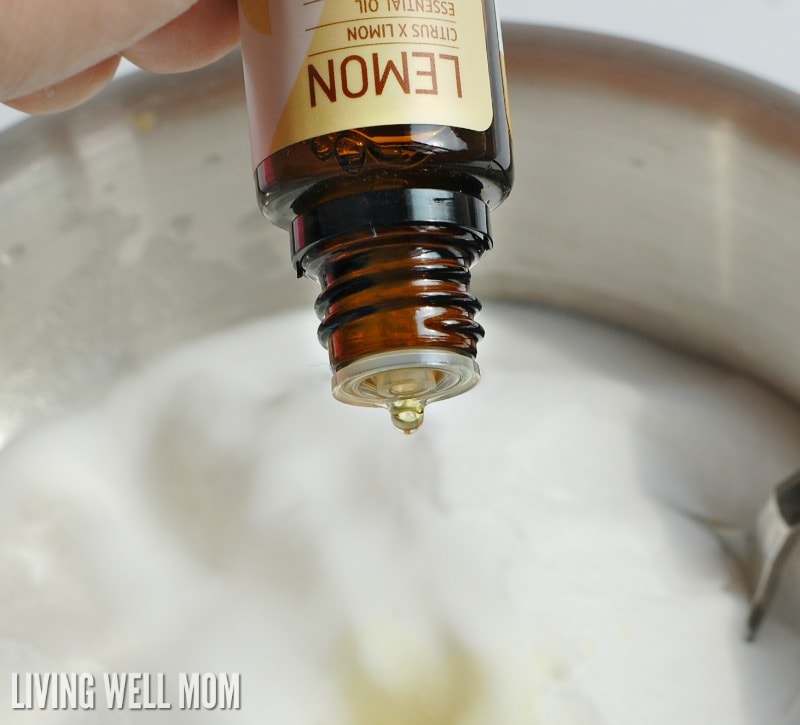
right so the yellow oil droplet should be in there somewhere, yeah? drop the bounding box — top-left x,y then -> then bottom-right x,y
388,399 -> 425,434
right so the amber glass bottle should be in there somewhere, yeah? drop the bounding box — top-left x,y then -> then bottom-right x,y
239,0 -> 513,432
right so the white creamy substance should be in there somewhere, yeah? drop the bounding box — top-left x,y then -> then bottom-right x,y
1,303 -> 799,724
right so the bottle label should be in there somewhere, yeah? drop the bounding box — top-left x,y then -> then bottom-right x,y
239,0 -> 493,164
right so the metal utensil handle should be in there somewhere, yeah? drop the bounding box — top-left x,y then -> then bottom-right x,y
777,470 -> 800,527
747,471 -> 800,641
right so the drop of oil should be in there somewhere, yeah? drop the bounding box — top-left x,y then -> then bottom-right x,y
388,399 -> 425,434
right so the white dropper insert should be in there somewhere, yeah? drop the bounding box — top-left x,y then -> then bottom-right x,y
331,349 -> 481,433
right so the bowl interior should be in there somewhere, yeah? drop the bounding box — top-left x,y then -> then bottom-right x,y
1,25 -> 799,632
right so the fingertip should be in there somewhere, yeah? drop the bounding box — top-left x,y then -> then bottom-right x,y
0,0 -> 200,103
124,0 -> 240,74
5,55 -> 122,114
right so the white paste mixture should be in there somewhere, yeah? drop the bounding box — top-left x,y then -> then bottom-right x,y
1,303 -> 799,723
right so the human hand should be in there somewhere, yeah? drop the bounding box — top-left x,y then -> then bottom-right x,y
1,0 -> 239,114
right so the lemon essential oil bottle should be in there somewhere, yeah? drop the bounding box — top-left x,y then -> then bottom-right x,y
238,0 -> 513,432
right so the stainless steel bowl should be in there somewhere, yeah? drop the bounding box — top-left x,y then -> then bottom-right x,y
1,25 -> 799,630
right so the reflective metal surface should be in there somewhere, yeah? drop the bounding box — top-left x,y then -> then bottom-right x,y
1,25 -> 799,631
